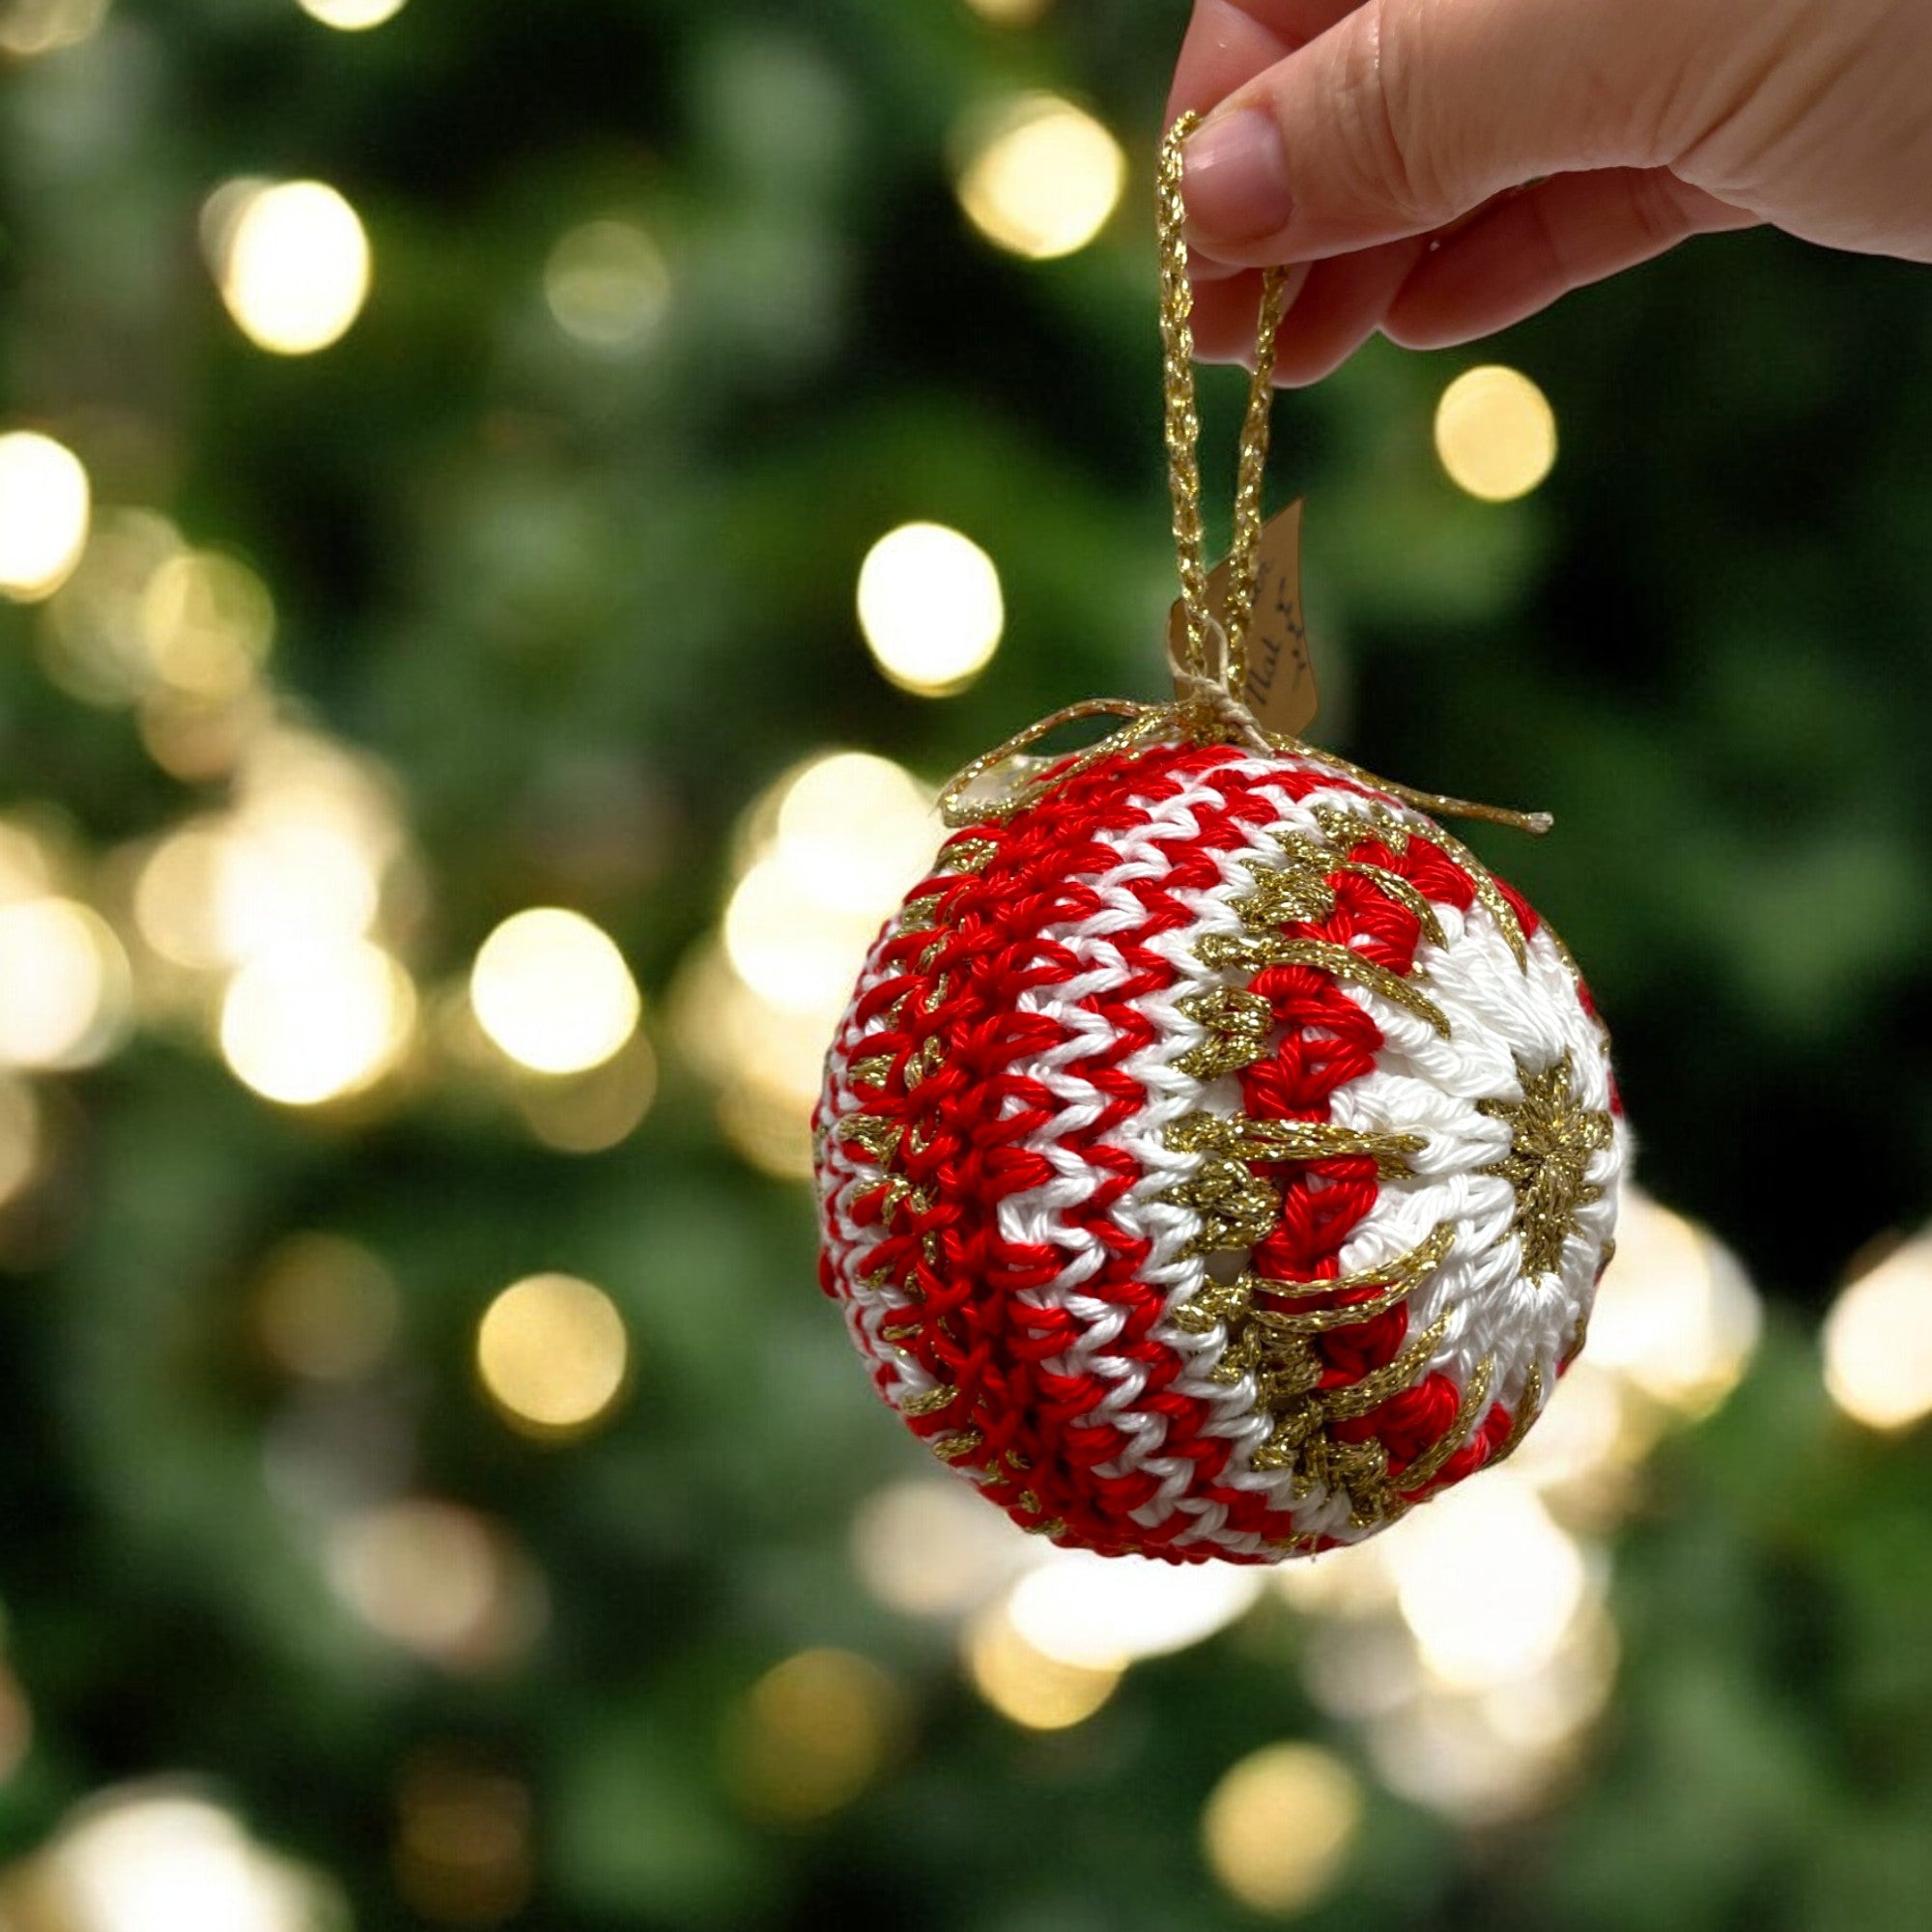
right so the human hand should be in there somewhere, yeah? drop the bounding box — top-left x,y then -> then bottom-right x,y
1173,0 -> 1932,383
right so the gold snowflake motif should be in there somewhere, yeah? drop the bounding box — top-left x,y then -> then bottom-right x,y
1477,1051 -> 1614,1279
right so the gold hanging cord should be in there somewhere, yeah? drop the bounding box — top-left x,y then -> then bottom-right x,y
940,114 -> 1549,838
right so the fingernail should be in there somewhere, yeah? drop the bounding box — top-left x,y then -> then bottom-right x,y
1184,107 -> 1293,251
1185,246 -> 1244,284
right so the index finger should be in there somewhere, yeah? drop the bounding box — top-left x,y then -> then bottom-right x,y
1167,0 -> 1366,123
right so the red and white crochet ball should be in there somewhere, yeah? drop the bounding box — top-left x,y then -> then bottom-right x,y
813,739 -> 1627,1564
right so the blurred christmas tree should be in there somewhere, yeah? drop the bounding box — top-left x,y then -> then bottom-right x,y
0,1 -> 1931,1928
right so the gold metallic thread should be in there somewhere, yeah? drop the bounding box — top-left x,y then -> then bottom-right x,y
1166,1108 -> 1424,1179
1174,986 -> 1277,1079
1194,932 -> 1452,1038
1477,1050 -> 1614,1279
1394,1355 -> 1492,1498
900,1383 -> 959,1419
935,839 -> 997,874
1229,857 -> 1336,931
839,1114 -> 902,1166
1489,1363 -> 1544,1465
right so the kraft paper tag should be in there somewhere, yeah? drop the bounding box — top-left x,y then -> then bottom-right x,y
1166,499 -> 1317,737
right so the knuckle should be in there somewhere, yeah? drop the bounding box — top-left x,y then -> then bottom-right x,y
1331,0 -> 1442,228
1625,168 -> 1697,249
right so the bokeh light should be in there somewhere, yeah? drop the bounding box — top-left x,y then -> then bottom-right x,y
0,431 -> 90,603
297,0 -> 408,28
210,180 -> 371,355
24,1785 -> 336,1932
1007,1548 -> 1263,1668
1388,1474 -> 1592,1690
1362,1604 -> 1618,1824
138,550 -> 274,700
475,1272 -> 629,1438
0,897 -> 133,1070
219,940 -> 415,1106
1587,1191 -> 1761,1419
1823,1230 -> 1932,1430
134,797 -> 389,977
326,1499 -> 543,1671
513,1031 -> 657,1153
41,508 -> 185,706
0,1661 -> 30,1788
963,0 -> 1051,20
0,0 -> 110,57
544,218 -> 671,351
965,1604 -> 1121,1730
254,1233 -> 400,1382
723,857 -> 886,1016
0,1079 -> 43,1214
774,751 -> 938,911
1434,364 -> 1558,501
955,93 -> 1126,261
724,1650 -> 903,1825
1201,1744 -> 1362,1917
469,908 -> 640,1075
678,752 -> 939,1177
851,1478 -> 1029,1618
856,522 -> 1004,696
392,1751 -> 532,1925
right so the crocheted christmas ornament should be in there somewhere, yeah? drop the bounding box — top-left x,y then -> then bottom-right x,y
813,739 -> 1625,1562
810,116 -> 1626,1562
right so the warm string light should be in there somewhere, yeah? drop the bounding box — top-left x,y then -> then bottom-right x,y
0,897 -> 132,1070
1434,365 -> 1558,501
253,1233 -> 401,1382
475,1273 -> 629,1438
13,1784 -> 339,1932
0,1078 -> 43,1214
512,1030 -> 658,1153
391,1750 -> 533,1925
954,93 -> 1126,261
469,908 -> 640,1076
674,751 -> 938,1178
0,431 -> 91,602
856,522 -> 1005,696
1006,1549 -> 1264,1671
219,939 -> 415,1106
41,510 -> 270,710
1201,1744 -> 1362,1917
544,218 -> 671,351
962,0 -> 1052,21
964,1605 -> 1122,1731
205,179 -> 371,355
325,1498 -> 545,1672
1822,1230 -> 1932,1430
722,1650 -> 904,1825
297,0 -> 409,28
0,0 -> 109,61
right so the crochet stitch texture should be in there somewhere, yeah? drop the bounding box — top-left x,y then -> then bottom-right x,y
814,741 -> 1625,1563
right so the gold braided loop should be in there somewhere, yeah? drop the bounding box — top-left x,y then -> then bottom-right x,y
1156,114 -> 1211,682
938,115 -> 1550,842
1157,111 -> 1290,696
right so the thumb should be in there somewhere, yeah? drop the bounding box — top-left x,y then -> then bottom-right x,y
1183,0 -> 1711,264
